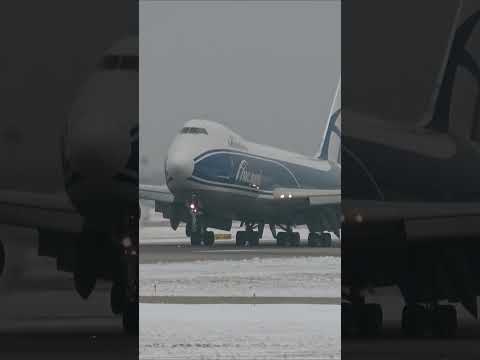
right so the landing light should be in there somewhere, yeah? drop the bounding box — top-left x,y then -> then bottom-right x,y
354,214 -> 363,223
280,194 -> 285,199
190,203 -> 195,210
288,194 -> 293,199
121,236 -> 132,248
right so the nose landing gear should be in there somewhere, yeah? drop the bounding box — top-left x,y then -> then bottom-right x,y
186,195 -> 216,247
113,211 -> 139,335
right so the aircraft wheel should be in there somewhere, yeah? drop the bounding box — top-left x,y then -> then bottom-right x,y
358,303 -> 383,337
191,231 -> 202,246
249,232 -> 260,246
185,222 -> 192,237
289,232 -> 300,247
110,282 -> 124,315
245,231 -> 260,246
402,304 -> 428,337
319,233 -> 332,247
342,302 -> 354,337
74,270 -> 96,299
123,301 -> 139,335
432,305 -> 457,338
276,232 -> 289,246
204,231 -> 215,246
307,233 -> 320,247
236,231 -> 246,246
0,240 -> 4,276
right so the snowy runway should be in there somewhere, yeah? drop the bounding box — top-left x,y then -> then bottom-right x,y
141,304 -> 340,360
140,225 -> 340,359
140,256 -> 340,298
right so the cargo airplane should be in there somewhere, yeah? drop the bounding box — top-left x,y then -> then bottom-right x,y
342,1 -> 480,338
0,36 -> 139,333
140,81 -> 341,247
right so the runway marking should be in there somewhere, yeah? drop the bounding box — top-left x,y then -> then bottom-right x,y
140,296 -> 340,305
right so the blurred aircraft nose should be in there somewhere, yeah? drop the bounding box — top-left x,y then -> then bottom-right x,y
69,118 -> 130,181
166,152 -> 194,190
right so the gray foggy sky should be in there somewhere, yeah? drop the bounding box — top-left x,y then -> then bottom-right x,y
140,1 -> 340,183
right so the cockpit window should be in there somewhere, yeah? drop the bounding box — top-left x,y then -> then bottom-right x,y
99,54 -> 139,71
180,127 -> 208,135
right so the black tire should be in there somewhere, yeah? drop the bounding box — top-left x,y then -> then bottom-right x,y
289,232 -> 300,247
123,302 -> 139,335
204,231 -> 215,246
359,303 -> 383,337
402,304 -> 428,338
342,302 -> 354,337
191,232 -> 202,246
276,232 -> 288,247
110,282 -> 124,315
236,231 -> 246,247
307,233 -> 320,247
74,271 -> 97,299
319,233 -> 332,247
185,222 -> 192,237
249,232 -> 260,246
432,305 -> 457,338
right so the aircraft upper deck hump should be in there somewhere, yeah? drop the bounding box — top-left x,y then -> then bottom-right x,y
316,78 -> 341,164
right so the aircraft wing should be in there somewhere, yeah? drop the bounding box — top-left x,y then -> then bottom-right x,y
272,187 -> 341,235
272,188 -> 340,206
343,200 -> 480,241
0,189 -> 83,232
139,184 -> 174,212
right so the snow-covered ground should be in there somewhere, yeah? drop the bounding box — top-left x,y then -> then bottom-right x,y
140,303 -> 340,360
140,212 -> 341,359
140,256 -> 340,298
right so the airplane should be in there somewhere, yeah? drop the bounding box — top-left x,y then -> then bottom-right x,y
140,81 -> 341,248
341,1 -> 480,337
0,36 -> 139,333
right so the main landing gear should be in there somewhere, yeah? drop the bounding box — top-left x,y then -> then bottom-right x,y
307,232 -> 332,247
401,303 -> 457,337
235,222 -> 263,247
342,288 -> 458,338
342,290 -> 383,337
272,225 -> 300,247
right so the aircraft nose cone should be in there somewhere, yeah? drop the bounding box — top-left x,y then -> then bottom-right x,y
166,154 -> 194,190
69,119 -> 129,180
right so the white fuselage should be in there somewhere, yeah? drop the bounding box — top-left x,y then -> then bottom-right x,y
165,119 -> 340,223
62,37 -> 138,220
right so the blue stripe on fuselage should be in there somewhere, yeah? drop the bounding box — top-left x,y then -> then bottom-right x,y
192,149 -> 339,192
188,176 -> 273,195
